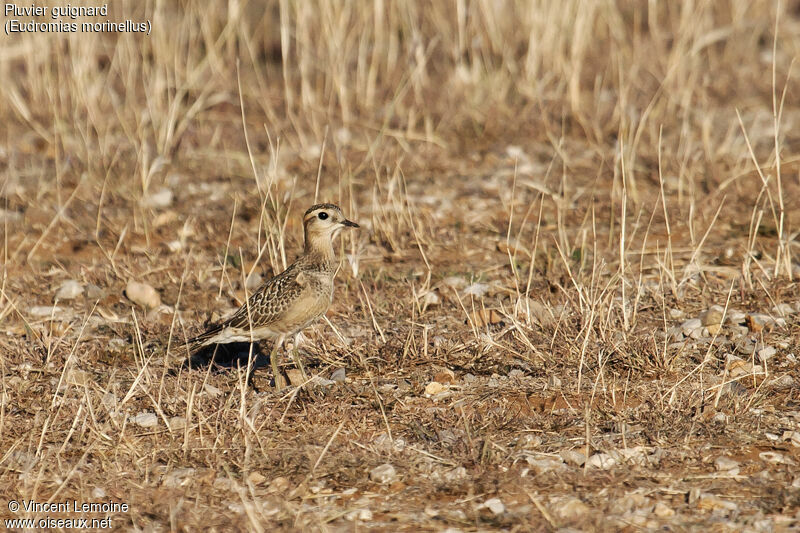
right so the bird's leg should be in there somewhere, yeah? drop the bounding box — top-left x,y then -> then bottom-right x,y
270,335 -> 287,390
291,332 -> 308,382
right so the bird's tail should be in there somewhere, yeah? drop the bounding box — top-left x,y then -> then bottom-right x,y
165,324 -> 223,367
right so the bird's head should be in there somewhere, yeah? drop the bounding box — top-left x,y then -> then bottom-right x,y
303,203 -> 359,249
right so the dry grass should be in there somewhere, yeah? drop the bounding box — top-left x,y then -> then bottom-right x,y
2,0 -> 800,530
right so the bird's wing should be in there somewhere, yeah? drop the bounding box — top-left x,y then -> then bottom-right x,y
185,264 -> 304,350
224,265 -> 304,329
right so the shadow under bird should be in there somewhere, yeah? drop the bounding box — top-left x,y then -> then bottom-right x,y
183,203 -> 359,388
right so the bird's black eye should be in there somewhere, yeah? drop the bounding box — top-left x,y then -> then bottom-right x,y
318,212 -> 328,220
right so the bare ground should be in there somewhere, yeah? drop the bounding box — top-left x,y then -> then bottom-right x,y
2,1 -> 800,531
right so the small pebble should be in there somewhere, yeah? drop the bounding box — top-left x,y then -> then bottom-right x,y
443,466 -> 467,482
131,412 -> 158,428
425,381 -> 446,395
782,431 -> 800,447
517,434 -> 543,448
330,367 -> 346,382
586,453 -> 616,469
203,383 -> 222,397
560,449 -> 587,467
727,310 -> 747,325
442,276 -> 466,289
349,508 -> 372,521
247,471 -> 267,485
480,498 -> 505,515
772,303 -> 795,316
702,305 -> 725,326
463,283 -> 490,297
757,345 -> 777,362
285,369 -> 305,387
609,493 -> 650,515
312,376 -> 335,387
522,298 -> 554,326
166,240 -> 183,253
525,457 -> 565,473
769,375 -> 794,389
759,451 -> 792,464
29,305 -> 64,318
369,463 -> 396,484
374,433 -> 405,453
653,502 -> 675,518
714,456 -> 740,474
680,318 -> 702,336
421,291 -> 440,307
553,497 -> 590,521
85,284 -> 103,299
141,188 -> 173,208
55,280 -> 83,300
124,280 -> 161,309
696,494 -> 737,512
162,467 -> 195,488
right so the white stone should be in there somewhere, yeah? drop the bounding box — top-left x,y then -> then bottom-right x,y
162,467 -> 195,487
552,497 -> 590,520
782,431 -> 800,447
131,412 -> 158,428
55,280 -> 83,300
331,367 -> 346,382
124,281 -> 161,309
142,188 -> 173,208
769,375 -> 794,389
757,345 -> 777,362
759,451 -> 794,465
669,308 -> 684,319
653,502 -> 675,517
421,291 -> 440,307
680,318 -> 702,334
773,303 -> 795,316
29,305 -> 65,318
312,376 -> 335,387
463,283 -> 490,297
425,381 -> 446,396
442,276 -> 466,289
560,449 -> 587,467
714,456 -> 740,474
480,498 -> 505,515
517,434 -> 543,448
444,466 -> 467,482
586,453 -> 616,469
369,463 -> 396,484
525,456 -> 566,473
166,240 -> 183,253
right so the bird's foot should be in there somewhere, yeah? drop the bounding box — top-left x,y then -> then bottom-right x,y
291,347 -> 309,382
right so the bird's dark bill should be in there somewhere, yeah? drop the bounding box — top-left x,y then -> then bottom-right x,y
342,219 -> 359,228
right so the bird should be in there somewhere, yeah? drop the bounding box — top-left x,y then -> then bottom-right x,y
183,203 -> 359,388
